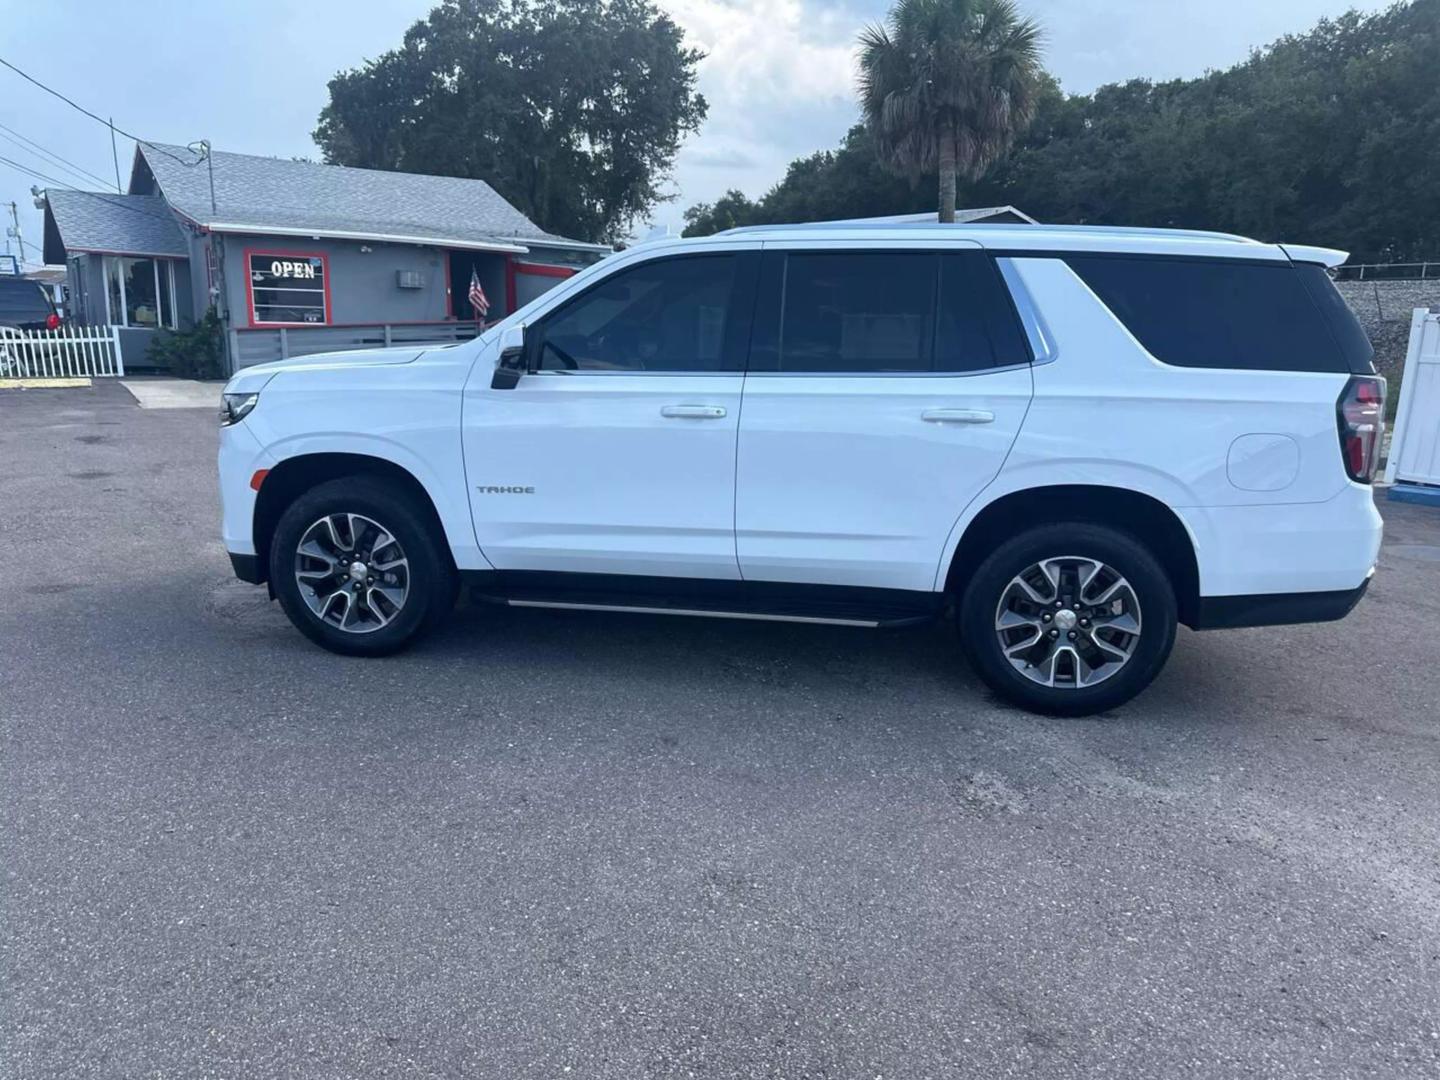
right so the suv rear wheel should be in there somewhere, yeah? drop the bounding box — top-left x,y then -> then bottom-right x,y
958,523 -> 1177,715
269,477 -> 456,656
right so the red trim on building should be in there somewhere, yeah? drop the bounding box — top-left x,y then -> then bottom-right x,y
238,318 -> 472,329
243,247 -> 333,328
513,260 -> 577,279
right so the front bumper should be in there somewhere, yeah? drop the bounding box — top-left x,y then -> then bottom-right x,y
218,419 -> 266,556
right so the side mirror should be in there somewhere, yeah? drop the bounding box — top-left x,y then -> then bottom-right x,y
491,324 -> 529,390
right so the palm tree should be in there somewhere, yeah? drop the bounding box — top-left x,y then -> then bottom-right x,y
859,0 -> 1043,222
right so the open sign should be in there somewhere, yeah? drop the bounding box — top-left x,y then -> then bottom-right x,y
247,251 -> 328,325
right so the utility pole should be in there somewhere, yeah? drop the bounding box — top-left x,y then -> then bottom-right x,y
200,139 -> 216,214
109,117 -> 122,193
5,201 -> 28,266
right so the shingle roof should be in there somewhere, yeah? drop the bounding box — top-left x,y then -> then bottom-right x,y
44,191 -> 189,258
139,143 -> 606,253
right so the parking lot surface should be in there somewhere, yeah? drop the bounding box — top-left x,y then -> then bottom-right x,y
3,380 -> 1438,1079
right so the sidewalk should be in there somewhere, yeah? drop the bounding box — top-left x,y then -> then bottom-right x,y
120,377 -> 223,409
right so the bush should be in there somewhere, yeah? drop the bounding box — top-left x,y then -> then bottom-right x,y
147,307 -> 226,379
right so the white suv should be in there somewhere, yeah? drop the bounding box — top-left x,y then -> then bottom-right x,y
218,223 -> 1385,715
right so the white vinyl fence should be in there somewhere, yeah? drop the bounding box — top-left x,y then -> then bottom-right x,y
1385,308 -> 1440,487
0,325 -> 124,379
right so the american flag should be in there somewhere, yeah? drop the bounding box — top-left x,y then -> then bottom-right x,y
468,269 -> 490,321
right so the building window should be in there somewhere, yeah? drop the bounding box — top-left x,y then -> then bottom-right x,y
246,250 -> 330,325
103,256 -> 178,329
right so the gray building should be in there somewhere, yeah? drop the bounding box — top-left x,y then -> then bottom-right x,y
41,144 -> 608,372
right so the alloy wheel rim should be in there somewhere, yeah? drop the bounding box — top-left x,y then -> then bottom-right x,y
994,555 -> 1142,688
294,513 -> 410,634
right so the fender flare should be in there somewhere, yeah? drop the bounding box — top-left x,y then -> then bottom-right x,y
932,462 -> 1207,593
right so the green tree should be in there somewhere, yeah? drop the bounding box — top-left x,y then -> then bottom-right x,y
858,0 -> 1043,222
682,190 -> 760,236
313,0 -> 707,244
685,0 -> 1440,261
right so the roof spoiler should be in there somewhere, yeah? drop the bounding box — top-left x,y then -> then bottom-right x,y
1280,244 -> 1348,269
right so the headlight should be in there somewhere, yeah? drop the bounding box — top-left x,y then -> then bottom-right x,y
220,392 -> 259,426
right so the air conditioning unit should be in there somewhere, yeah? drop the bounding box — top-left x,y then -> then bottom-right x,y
396,270 -> 425,289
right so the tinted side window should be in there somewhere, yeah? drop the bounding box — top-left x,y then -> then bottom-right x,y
750,251 -> 1031,374
937,254 -> 1032,371
1297,264 -> 1376,374
766,251 -> 936,373
0,280 -> 52,321
1067,256 -> 1351,373
538,255 -> 739,372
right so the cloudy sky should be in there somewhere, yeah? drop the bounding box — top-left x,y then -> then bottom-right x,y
0,0 -> 1390,262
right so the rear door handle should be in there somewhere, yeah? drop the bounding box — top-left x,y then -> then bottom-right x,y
661,405 -> 727,419
921,408 -> 995,424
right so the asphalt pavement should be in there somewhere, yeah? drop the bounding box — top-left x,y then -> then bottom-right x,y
3,380 -> 1438,1079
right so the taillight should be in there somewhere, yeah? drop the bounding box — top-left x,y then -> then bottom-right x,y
45,313 -> 60,330
1336,375 -> 1386,483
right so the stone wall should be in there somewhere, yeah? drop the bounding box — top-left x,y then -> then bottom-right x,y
1335,278 -> 1440,387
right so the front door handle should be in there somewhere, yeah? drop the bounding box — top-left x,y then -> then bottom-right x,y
661,405 -> 727,419
921,408 -> 995,424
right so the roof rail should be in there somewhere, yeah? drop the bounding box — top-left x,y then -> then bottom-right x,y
717,221 -> 1261,244
1013,223 -> 1260,245
718,220 -> 1003,236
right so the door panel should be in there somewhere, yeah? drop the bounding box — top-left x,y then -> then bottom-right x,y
735,369 -> 1032,589
465,373 -> 743,577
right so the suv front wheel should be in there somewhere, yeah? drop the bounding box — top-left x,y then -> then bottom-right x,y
958,523 -> 1177,716
269,477 -> 456,656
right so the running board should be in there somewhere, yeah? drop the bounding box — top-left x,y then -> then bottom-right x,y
504,598 -> 880,627
462,570 -> 943,628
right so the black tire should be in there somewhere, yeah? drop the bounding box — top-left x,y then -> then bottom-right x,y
269,476 -> 456,657
958,522 -> 1177,716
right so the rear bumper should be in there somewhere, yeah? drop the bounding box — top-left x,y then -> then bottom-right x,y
1190,577 -> 1370,630
1176,483 -> 1383,596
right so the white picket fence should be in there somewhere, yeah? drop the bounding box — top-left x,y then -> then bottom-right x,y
0,325 -> 125,378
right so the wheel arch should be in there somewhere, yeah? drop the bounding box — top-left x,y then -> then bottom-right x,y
252,453 -> 455,585
943,484 -> 1201,627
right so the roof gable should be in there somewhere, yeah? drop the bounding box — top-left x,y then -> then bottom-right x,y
43,191 -> 189,261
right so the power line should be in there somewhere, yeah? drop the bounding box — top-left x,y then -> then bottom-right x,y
0,153 -> 192,233
0,121 -> 115,189
0,56 -> 206,168
0,123 -> 115,191
0,151 -> 78,192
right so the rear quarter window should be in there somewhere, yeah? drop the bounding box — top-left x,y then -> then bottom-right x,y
1066,255 -> 1370,374
0,280 -> 53,322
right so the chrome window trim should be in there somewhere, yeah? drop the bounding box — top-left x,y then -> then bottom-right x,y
526,366 -> 1031,380
740,364 -> 1031,379
527,369 -> 741,378
996,257 -> 1058,366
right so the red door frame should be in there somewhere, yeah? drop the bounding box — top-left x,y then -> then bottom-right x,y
505,258 -> 577,314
